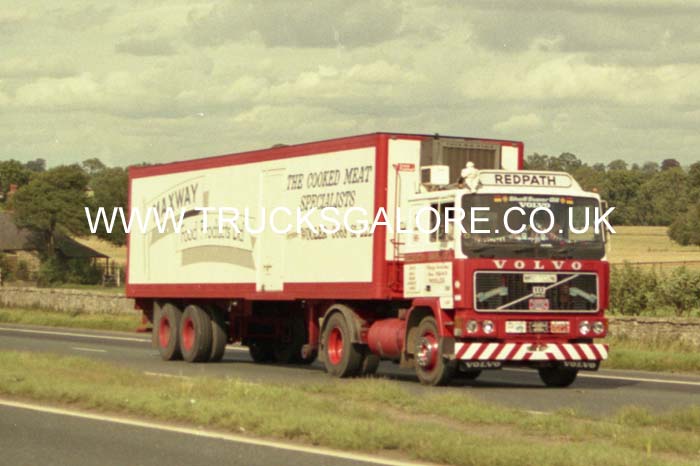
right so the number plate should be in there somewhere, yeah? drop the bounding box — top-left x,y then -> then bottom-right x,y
528,321 -> 549,333
523,273 -> 557,284
528,298 -> 550,311
505,320 -> 527,334
550,321 -> 570,334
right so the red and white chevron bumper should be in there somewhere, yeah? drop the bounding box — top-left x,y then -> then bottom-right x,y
455,342 -> 608,361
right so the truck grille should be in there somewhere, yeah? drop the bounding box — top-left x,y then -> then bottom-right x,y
474,272 -> 598,312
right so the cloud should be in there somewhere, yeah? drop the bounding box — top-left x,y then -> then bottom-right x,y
115,36 -> 176,56
186,0 -> 404,48
493,113 -> 544,133
0,57 -> 77,79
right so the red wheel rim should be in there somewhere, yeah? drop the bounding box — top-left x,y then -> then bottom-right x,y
159,316 -> 170,348
327,327 -> 344,365
416,330 -> 438,371
182,317 -> 195,351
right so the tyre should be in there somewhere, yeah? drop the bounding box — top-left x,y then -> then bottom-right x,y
322,312 -> 363,377
209,307 -> 228,362
179,304 -> 213,362
538,367 -> 578,387
248,340 -> 275,363
155,303 -> 182,361
359,352 -> 380,376
413,316 -> 455,386
273,317 -> 306,364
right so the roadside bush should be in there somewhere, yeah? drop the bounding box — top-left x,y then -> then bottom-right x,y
37,256 -> 102,287
609,263 -> 658,315
609,263 -> 700,317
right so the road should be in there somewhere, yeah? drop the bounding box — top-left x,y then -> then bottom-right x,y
1,323 -> 700,417
0,400 -> 414,466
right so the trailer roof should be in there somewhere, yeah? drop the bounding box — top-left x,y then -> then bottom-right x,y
129,132 -> 523,180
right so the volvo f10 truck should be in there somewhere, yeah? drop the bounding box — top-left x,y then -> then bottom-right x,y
127,133 -> 609,386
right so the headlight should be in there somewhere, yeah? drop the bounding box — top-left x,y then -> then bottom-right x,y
579,321 -> 591,336
482,320 -> 495,334
592,321 -> 605,335
466,320 -> 478,334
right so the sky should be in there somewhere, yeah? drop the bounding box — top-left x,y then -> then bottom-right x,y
1,0 -> 699,168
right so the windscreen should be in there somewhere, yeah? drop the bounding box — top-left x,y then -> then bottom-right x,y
461,194 -> 605,259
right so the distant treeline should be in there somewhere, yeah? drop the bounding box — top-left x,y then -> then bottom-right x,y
525,153 -> 700,246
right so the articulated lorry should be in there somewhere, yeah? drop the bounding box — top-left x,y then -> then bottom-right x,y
128,133 -> 609,386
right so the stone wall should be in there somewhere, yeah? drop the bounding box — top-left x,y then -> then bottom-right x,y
608,316 -> 700,349
0,286 -> 136,315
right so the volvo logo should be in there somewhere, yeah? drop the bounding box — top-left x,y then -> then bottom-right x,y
492,259 -> 582,271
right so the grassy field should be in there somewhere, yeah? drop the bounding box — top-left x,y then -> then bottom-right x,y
0,350 -> 698,466
608,226 -> 700,268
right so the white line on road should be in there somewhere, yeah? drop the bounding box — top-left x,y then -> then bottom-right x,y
504,368 -> 700,387
72,347 -> 107,353
577,372 -> 700,387
0,326 -> 148,343
0,398 -> 431,466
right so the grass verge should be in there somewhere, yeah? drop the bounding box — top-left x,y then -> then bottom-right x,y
1,351 -> 699,466
0,307 -> 141,332
604,336 -> 700,374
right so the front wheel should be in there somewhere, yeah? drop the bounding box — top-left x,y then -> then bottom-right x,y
414,317 -> 455,386
538,366 -> 578,387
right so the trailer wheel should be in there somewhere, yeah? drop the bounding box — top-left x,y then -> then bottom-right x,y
156,303 -> 182,361
273,317 -> 306,364
414,316 -> 455,386
209,308 -> 227,362
322,313 -> 362,377
179,305 -> 213,363
538,366 -> 578,387
248,341 -> 275,363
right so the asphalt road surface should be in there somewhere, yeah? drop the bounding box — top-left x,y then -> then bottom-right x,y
1,323 -> 699,417
0,401 -> 414,466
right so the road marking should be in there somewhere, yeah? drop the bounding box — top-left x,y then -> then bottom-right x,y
0,326 -> 148,343
504,368 -> 700,387
143,371 -> 191,379
72,347 -> 107,353
0,399 -> 430,466
576,372 -> 700,387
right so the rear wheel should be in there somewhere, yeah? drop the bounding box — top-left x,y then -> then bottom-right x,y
156,303 -> 182,361
179,304 -> 213,362
538,366 -> 578,387
209,307 -> 228,362
248,340 -> 275,363
414,316 -> 455,386
322,313 -> 363,377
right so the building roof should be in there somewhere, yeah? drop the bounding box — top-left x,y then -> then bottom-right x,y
0,211 -> 107,259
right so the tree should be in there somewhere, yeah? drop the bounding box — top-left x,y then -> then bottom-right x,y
661,158 -> 681,171
88,167 -> 128,245
11,165 -> 89,257
635,168 -> 689,225
607,159 -> 628,171
556,152 -> 582,173
24,158 -> 46,173
0,160 -> 33,197
603,170 -> 645,224
82,158 -> 107,175
641,161 -> 659,174
524,153 -> 551,170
